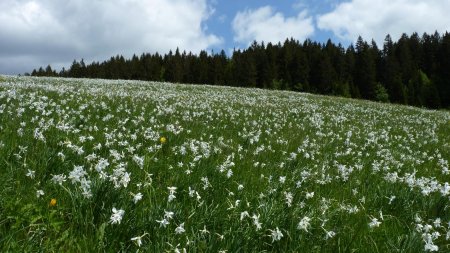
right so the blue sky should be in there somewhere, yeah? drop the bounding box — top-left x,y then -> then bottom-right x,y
0,0 -> 449,74
207,0 -> 342,51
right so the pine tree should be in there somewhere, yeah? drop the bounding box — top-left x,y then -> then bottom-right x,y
198,50 -> 210,84
317,54 -> 336,94
382,34 -> 405,103
344,45 -> 357,97
354,36 -> 377,99
290,47 -> 309,92
436,32 -> 450,107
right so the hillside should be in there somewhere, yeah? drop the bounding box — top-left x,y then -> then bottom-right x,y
0,76 -> 449,252
32,32 -> 450,109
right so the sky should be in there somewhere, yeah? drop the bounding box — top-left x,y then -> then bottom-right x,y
1,0 -> 449,75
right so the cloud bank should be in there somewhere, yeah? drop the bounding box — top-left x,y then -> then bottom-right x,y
232,6 -> 314,46
317,0 -> 450,45
0,0 -> 222,74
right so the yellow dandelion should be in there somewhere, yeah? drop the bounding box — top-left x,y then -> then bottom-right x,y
50,198 -> 57,207
160,136 -> 167,144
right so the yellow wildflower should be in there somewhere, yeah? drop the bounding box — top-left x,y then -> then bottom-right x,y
50,198 -> 57,207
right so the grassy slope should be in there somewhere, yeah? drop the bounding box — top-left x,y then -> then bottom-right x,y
0,75 -> 449,252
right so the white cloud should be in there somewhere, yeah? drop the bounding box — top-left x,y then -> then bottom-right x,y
0,0 -> 222,74
317,0 -> 450,45
232,6 -> 314,46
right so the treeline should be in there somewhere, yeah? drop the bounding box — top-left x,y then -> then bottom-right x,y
32,32 -> 450,108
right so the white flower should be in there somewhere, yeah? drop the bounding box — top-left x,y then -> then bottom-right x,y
199,225 -> 209,235
57,152 -> 65,161
415,214 -> 422,223
325,230 -> 336,240
175,223 -> 186,234
156,218 -> 170,228
168,186 -> 177,194
269,227 -> 283,242
26,169 -> 35,179
132,192 -> 143,204
131,232 -> 148,247
133,155 -> 144,169
433,218 -> 441,228
416,224 -> 424,232
188,187 -> 196,197
164,210 -> 175,220
51,174 -> 67,185
201,177 -> 210,189
168,194 -> 176,202
240,211 -> 249,221
423,224 -> 433,233
297,216 -> 311,232
95,158 -> 109,172
168,187 -> 177,202
284,191 -> 293,207
68,165 -> 86,183
131,236 -> 143,247
388,195 -> 396,204
369,217 -> 381,228
252,214 -> 262,231
110,208 -> 125,224
80,177 -> 92,198
120,171 -> 131,188
36,189 -> 44,198
305,191 -> 314,199
424,239 -> 439,251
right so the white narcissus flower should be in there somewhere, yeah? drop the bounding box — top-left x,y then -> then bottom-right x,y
51,174 -> 67,185
305,191 -> 314,199
324,229 -> 336,240
424,239 -> 439,252
175,223 -> 186,234
130,235 -> 142,247
168,186 -> 177,202
269,227 -> 283,242
164,210 -> 174,220
110,208 -> 125,224
156,219 -> 170,228
297,216 -> 311,232
132,192 -> 143,204
132,155 -> 144,169
36,189 -> 44,198
131,232 -> 148,247
240,211 -> 249,221
369,217 -> 381,228
26,169 -> 35,179
284,191 -> 293,207
252,214 -> 262,231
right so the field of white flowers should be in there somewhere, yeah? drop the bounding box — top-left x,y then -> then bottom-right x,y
0,75 -> 449,252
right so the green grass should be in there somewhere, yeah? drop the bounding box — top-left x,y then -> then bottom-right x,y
0,76 -> 449,252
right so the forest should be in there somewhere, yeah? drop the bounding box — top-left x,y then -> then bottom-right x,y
31,32 -> 450,109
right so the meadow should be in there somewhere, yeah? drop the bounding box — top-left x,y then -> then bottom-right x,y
0,75 -> 449,252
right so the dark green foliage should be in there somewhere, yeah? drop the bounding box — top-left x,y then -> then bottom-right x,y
354,36 -> 377,100
31,32 -> 450,109
374,83 -> 389,102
